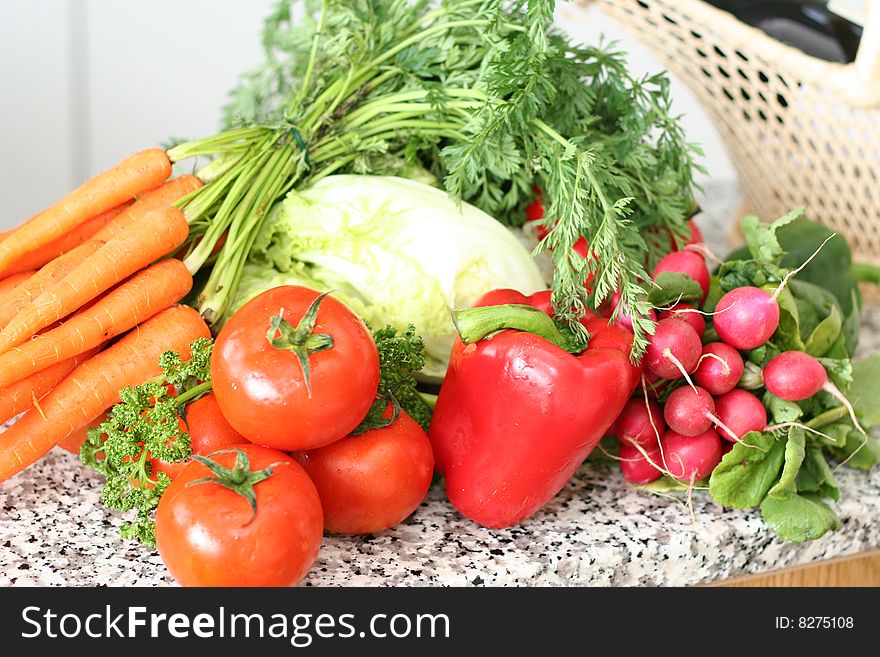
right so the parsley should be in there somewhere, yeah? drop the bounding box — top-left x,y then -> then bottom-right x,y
355,324 -> 433,433
169,0 -> 700,356
81,338 -> 214,546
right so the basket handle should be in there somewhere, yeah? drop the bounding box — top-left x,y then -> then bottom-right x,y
855,2 -> 880,83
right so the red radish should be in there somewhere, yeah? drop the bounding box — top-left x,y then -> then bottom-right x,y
660,428 -> 723,480
713,286 -> 780,350
659,302 -> 705,338
713,234 -> 836,351
663,385 -> 716,436
664,384 -> 744,443
685,220 -> 703,247
613,398 -> 665,446
694,342 -> 744,395
763,351 -> 826,401
720,440 -> 734,456
645,318 -> 702,380
713,389 -> 767,442
647,220 -> 703,251
652,250 -> 710,303
763,351 -> 867,439
610,290 -> 657,332
619,442 -> 663,484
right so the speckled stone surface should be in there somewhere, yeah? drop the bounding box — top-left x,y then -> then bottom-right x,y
2,196 -> 879,587
2,433 -> 879,587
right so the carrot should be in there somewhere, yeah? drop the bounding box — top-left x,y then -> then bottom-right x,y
1,201 -> 133,277
58,412 -> 108,455
0,271 -> 36,297
0,259 -> 192,389
0,305 -> 210,482
0,148 -> 171,276
91,174 -> 202,242
0,206 -> 190,355
0,240 -> 106,330
0,348 -> 100,425
0,176 -> 201,331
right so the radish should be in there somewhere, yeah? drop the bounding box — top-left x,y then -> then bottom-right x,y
763,351 -> 867,437
694,342 -> 744,395
685,220 -> 703,247
659,302 -> 705,338
644,317 -> 702,380
648,220 -> 702,252
660,428 -> 723,481
652,250 -> 710,303
713,389 -> 767,442
664,385 -> 715,435
610,290 -> 657,332
663,385 -> 744,442
712,234 -> 836,350
763,351 -> 827,401
712,286 -> 780,350
613,398 -> 665,446
619,442 -> 663,484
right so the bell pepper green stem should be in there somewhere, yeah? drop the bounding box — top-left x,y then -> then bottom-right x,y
452,303 -> 573,351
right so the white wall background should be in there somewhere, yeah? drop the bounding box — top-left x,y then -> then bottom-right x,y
0,0 -> 740,237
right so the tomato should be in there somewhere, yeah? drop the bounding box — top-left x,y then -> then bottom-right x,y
211,286 -> 380,451
299,408 -> 434,534
155,445 -> 323,587
152,393 -> 247,480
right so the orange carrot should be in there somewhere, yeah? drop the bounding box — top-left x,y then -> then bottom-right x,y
0,259 -> 192,389
0,348 -> 100,425
0,206 -> 190,355
0,240 -> 106,330
0,148 -> 172,276
0,305 -> 210,482
0,177 -> 201,331
1,201 -> 133,277
91,174 -> 202,242
58,412 -> 108,455
0,271 -> 36,297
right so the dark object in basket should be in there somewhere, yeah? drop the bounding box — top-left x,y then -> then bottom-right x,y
705,0 -> 862,62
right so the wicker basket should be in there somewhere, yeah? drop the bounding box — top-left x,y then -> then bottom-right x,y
582,0 -> 880,265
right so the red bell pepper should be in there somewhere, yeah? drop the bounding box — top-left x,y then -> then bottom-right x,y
429,291 -> 641,528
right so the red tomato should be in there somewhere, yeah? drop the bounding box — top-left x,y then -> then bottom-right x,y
152,393 -> 247,480
211,286 -> 380,451
155,445 -> 323,587
299,409 -> 434,535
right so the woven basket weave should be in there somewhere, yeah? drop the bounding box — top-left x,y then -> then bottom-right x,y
582,0 -> 880,265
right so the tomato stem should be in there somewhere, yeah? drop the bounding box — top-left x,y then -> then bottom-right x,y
186,448 -> 280,520
266,291 -> 335,397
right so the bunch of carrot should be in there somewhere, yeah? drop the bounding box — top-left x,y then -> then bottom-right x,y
0,148 -> 212,483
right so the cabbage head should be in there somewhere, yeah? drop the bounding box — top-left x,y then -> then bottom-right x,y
231,175 -> 547,377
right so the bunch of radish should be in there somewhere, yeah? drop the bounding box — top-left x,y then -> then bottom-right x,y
609,222 -> 863,488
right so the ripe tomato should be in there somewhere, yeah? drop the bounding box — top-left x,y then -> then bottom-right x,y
152,393 -> 247,480
211,286 -> 380,451
155,445 -> 323,587
299,408 -> 434,534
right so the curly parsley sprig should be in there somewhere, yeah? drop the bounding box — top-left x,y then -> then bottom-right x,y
81,338 -> 214,546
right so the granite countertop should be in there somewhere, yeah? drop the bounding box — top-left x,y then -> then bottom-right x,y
2,189 -> 879,587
